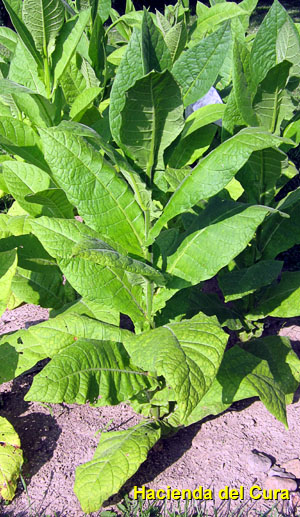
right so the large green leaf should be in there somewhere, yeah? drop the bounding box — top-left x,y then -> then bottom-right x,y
74,422 -> 161,513
0,417 -> 23,501
8,41 -> 47,95
172,22 -> 231,107
39,128 -> 145,256
69,86 -> 101,121
218,260 -> 283,302
191,3 -> 248,43
166,124 -> 217,169
250,0 -> 300,87
11,265 -> 75,309
248,271 -> 300,320
253,61 -> 293,133
236,148 -> 288,206
26,338 -> 154,405
52,9 -> 91,89
2,161 -> 52,217
260,189 -> 300,259
141,9 -> 172,73
0,312 -> 130,383
0,248 -> 17,316
2,0 -> 43,68
22,0 -> 64,56
25,188 -> 74,219
165,201 -> 271,286
148,129 -> 286,243
124,313 -> 228,422
186,344 -> 289,427
0,27 -> 18,57
0,117 -> 49,172
164,21 -> 187,62
109,27 -> 144,145
119,70 -> 184,174
233,39 -> 258,127
59,54 -> 87,104
30,217 -> 147,325
72,236 -> 166,286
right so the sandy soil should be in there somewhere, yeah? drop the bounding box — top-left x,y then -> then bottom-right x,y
0,306 -> 300,517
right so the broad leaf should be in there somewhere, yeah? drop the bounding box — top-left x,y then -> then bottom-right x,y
69,86 -> 101,121
119,70 -> 184,174
39,128 -> 145,256
219,260 -> 283,302
186,344 -> 289,427
30,217 -> 147,325
8,40 -> 47,95
72,236 -> 166,286
0,117 -> 49,172
233,39 -> 258,127
141,9 -> 172,73
164,21 -> 187,62
124,313 -> 228,422
248,271 -> 300,320
26,338 -> 153,405
149,128 -> 287,243
2,0 -> 43,68
25,188 -> 74,219
74,422 -> 161,513
0,417 -> 23,501
172,22 -> 231,107
165,201 -> 271,286
22,0 -> 64,56
191,3 -> 248,43
52,9 -> 91,89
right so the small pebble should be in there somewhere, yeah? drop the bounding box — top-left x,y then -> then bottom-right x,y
281,459 -> 300,479
247,451 -> 272,474
268,465 -> 296,479
264,476 -> 297,492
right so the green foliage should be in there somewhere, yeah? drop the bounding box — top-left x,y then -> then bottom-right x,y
0,417 -> 23,501
0,0 -> 300,513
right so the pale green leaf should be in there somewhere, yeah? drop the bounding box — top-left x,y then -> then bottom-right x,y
59,54 -> 87,104
0,27 -> 18,55
26,338 -> 153,405
183,103 -> 225,135
74,422 -> 161,513
39,127 -> 145,256
149,128 -> 286,243
30,217 -> 147,325
22,0 -> 64,55
0,417 -> 23,501
8,41 -> 47,95
172,22 -> 231,107
164,21 -> 187,62
0,248 -> 17,316
69,86 -> 101,121
124,313 -> 228,422
52,9 -> 91,89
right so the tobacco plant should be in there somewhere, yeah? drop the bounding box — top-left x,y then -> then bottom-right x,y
1,0 -> 300,512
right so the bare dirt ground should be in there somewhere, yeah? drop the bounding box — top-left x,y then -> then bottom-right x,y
0,306 -> 300,517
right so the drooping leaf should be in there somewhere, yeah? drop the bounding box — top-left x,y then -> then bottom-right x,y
0,417 -> 23,501
74,422 -> 161,513
38,127 -> 145,256
186,344 -> 289,427
26,338 -> 153,405
218,260 -> 283,302
172,22 -> 231,107
148,128 -> 287,243
124,313 -> 228,422
72,236 -> 166,286
22,0 -> 64,56
119,70 -> 184,173
30,217 -> 147,325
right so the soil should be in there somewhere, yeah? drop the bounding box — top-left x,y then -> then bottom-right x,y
0,306 -> 300,517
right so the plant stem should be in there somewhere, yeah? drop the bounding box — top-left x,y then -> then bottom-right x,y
145,208 -> 154,329
43,52 -> 51,99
